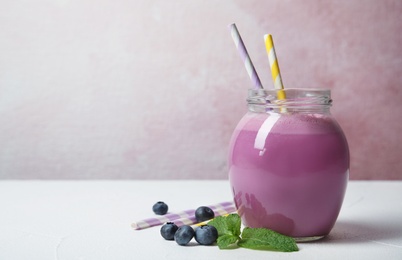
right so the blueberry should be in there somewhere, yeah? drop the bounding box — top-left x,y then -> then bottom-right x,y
152,201 -> 168,215
195,225 -> 218,245
160,222 -> 178,240
195,206 -> 215,222
174,225 -> 195,246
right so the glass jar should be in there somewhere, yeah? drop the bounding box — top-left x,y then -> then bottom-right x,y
228,88 -> 349,241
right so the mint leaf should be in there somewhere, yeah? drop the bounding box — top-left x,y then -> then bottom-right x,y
208,214 -> 241,249
208,214 -> 241,237
238,227 -> 298,252
208,214 -> 298,252
216,234 -> 239,249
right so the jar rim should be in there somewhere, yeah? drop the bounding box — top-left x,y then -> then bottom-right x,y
247,88 -> 332,113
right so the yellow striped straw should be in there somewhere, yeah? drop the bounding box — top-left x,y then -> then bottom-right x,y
264,34 -> 286,101
191,214 -> 230,228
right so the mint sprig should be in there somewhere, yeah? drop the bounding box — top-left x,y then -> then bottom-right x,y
208,214 -> 298,252
208,213 -> 241,249
238,227 -> 299,252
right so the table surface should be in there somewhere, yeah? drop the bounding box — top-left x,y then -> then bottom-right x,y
0,180 -> 401,260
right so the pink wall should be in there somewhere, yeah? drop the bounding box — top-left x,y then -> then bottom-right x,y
0,0 -> 401,179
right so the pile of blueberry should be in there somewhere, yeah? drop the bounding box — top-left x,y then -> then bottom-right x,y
153,202 -> 218,246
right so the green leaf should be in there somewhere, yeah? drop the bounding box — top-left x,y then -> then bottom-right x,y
208,214 -> 241,249
216,234 -> 239,249
238,227 -> 299,252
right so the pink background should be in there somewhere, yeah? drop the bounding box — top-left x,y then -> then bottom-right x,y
1,0 -> 401,179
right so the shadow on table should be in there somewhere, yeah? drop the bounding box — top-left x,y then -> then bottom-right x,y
317,219 -> 402,245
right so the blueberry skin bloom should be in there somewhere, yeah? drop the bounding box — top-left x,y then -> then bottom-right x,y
160,222 -> 178,240
152,201 -> 168,215
174,225 -> 195,246
194,225 -> 218,245
195,206 -> 215,222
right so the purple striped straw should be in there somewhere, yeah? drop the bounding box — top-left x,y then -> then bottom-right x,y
132,201 -> 235,230
229,23 -> 264,89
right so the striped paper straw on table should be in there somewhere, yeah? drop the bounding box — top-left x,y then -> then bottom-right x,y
264,34 -> 286,101
174,205 -> 237,227
132,201 -> 235,230
191,208 -> 236,228
229,23 -> 263,90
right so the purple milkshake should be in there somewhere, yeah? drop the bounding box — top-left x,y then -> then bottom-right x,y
228,89 -> 349,241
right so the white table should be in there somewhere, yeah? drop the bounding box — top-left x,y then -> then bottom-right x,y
0,180 -> 401,259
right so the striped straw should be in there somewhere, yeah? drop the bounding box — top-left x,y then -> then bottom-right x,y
229,23 -> 263,89
264,34 -> 286,100
132,201 -> 235,230
191,211 -> 236,229
175,205 -> 236,228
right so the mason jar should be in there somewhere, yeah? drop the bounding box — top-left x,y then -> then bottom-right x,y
228,88 -> 349,241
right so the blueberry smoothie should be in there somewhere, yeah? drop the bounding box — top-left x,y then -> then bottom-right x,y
228,111 -> 349,239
